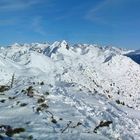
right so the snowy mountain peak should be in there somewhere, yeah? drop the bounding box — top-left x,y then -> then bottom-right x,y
11,42 -> 21,48
59,40 -> 69,50
60,40 -> 67,45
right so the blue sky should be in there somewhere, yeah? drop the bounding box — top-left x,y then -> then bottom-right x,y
0,0 -> 140,49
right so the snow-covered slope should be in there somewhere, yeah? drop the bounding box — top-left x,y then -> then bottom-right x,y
0,41 -> 140,140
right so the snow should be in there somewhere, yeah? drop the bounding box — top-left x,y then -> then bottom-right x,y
0,41 -> 140,140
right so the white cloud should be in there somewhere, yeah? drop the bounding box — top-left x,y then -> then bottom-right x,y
31,16 -> 47,36
85,0 -> 111,21
0,0 -> 45,11
85,0 -> 124,24
0,18 -> 17,26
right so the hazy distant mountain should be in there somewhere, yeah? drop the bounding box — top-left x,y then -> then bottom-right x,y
125,49 -> 140,64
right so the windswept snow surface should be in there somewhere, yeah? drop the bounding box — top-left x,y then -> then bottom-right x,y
0,41 -> 140,140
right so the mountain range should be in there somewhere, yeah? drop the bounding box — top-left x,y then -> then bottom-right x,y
0,41 -> 140,140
